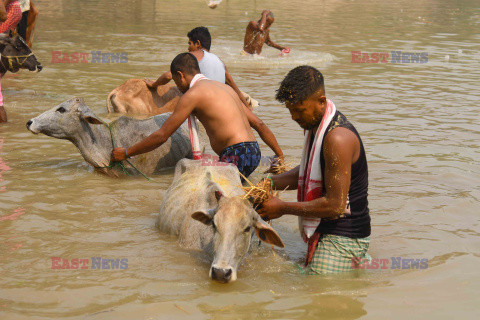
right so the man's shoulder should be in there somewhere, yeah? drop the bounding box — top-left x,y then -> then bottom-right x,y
202,51 -> 224,66
205,51 -> 222,61
189,79 -> 220,93
324,126 -> 359,150
247,20 -> 259,29
190,80 -> 232,102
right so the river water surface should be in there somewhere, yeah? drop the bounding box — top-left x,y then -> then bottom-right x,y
1,0 -> 479,319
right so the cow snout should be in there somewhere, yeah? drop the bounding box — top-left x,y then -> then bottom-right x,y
211,267 -> 233,283
37,64 -> 43,72
26,119 -> 39,134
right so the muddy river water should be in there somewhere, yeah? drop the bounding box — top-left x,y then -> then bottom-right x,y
1,0 -> 479,318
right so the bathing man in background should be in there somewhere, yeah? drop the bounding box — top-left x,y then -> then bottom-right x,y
243,10 -> 289,55
146,27 -> 255,109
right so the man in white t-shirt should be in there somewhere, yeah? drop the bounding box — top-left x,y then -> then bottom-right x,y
145,27 -> 253,109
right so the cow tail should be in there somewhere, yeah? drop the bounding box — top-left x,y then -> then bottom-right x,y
106,91 -> 115,113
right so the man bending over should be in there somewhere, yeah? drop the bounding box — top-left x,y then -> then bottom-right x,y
112,53 -> 283,178
256,66 -> 371,274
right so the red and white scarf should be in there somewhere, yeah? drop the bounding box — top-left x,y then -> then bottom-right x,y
297,99 -> 337,242
188,74 -> 208,160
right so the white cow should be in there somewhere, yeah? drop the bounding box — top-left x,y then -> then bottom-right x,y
27,98 -> 200,177
158,158 -> 284,283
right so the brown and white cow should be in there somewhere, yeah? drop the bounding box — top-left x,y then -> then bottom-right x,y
106,79 -> 259,116
106,79 -> 182,115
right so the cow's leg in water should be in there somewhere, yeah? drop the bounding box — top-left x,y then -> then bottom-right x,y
0,74 -> 6,123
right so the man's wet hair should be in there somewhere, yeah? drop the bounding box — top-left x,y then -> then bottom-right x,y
187,27 -> 211,51
275,65 -> 325,105
170,53 -> 200,76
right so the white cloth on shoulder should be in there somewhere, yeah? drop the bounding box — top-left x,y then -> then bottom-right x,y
297,99 -> 337,241
188,74 -> 208,160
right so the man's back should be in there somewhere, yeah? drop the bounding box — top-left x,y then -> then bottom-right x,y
187,79 -> 255,154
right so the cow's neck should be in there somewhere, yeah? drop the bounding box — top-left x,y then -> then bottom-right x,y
70,122 -> 113,169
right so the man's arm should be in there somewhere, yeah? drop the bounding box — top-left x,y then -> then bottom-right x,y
0,105 -> 7,123
0,1 -> 7,21
241,103 -> 283,158
258,10 -> 270,31
111,93 -> 196,161
224,66 -> 250,109
257,128 -> 358,220
145,71 -> 172,89
265,33 -> 286,51
269,165 -> 299,190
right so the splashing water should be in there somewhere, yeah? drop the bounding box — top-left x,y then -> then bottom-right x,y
212,40 -> 336,68
206,0 -> 223,9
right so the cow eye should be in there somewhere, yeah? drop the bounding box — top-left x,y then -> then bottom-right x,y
244,226 -> 251,233
56,107 -> 66,113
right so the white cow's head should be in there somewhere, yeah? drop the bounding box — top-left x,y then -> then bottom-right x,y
26,98 -> 103,139
192,183 -> 284,283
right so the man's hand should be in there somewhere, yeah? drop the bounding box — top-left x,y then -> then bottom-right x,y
264,155 -> 285,174
111,147 -> 127,162
258,10 -> 271,31
261,9 -> 271,16
279,47 -> 290,56
257,196 -> 284,221
144,78 -> 157,89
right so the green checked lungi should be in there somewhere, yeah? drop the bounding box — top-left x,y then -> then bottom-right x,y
306,234 -> 371,275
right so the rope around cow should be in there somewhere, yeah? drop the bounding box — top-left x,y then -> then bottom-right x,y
95,121 -> 153,181
0,52 -> 34,71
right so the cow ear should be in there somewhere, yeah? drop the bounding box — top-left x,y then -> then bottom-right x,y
205,179 -> 224,204
191,209 -> 216,225
83,115 -> 104,125
254,217 -> 285,248
75,99 -> 104,125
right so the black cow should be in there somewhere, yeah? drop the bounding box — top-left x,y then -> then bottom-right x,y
0,30 -> 42,122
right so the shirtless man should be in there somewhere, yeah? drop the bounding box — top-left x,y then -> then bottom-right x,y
112,53 -> 283,178
146,27 -> 251,109
243,10 -> 289,55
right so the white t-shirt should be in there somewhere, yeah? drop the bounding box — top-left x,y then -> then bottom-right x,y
198,50 -> 226,84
